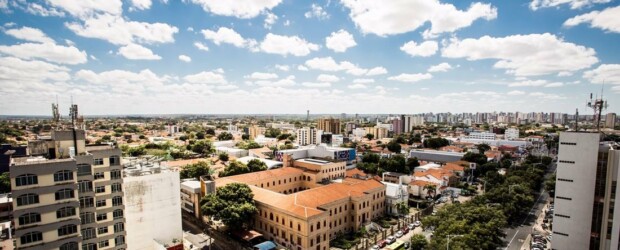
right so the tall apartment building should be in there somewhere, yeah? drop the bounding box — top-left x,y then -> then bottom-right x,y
504,128 -> 520,140
401,115 -> 424,133
606,113 -> 617,128
317,118 -> 341,134
296,127 -> 318,146
248,125 -> 266,140
365,127 -> 388,140
552,132 -> 620,250
10,130 -> 127,249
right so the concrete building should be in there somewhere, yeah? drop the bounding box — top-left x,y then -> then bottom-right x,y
365,127 -> 388,140
296,127 -> 318,146
391,119 -> 403,135
317,118 -> 341,134
166,125 -> 180,136
606,113 -> 617,128
409,149 -> 466,163
123,158 -> 183,250
181,180 -> 202,222
382,182 -> 407,216
552,132 -> 620,250
467,132 -> 496,140
9,130 -> 127,249
401,115 -> 424,133
275,145 -> 356,165
248,125 -> 266,140
504,128 -> 520,140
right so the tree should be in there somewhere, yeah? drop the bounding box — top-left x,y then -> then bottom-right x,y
0,172 -> 10,193
219,161 -> 250,177
218,152 -> 229,162
422,137 -> 450,149
476,143 -> 491,154
247,159 -> 268,172
396,202 -> 409,216
180,161 -> 212,179
379,154 -> 409,174
196,131 -> 206,140
461,152 -> 487,167
423,184 -> 436,199
264,128 -> 281,138
191,140 -> 214,155
406,157 -> 420,170
239,141 -> 262,150
356,162 -> 378,175
241,134 -> 250,140
206,128 -> 216,135
410,234 -> 428,250
365,133 -> 374,140
217,132 -> 233,141
387,140 -> 402,153
276,133 -> 291,141
361,153 -> 380,164
545,173 -> 556,196
201,183 -> 257,229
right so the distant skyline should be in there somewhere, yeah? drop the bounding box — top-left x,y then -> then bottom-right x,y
0,0 -> 619,115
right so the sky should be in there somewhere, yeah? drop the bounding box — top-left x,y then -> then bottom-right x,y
0,0 -> 619,116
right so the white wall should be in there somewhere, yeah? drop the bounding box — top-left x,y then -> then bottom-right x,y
124,171 -> 183,250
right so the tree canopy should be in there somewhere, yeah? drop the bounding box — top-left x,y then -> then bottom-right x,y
219,160 -> 266,177
422,137 -> 450,149
387,140 -> 402,153
410,234 -> 428,250
201,183 -> 257,229
180,161 -> 212,179
217,132 -> 233,141
264,128 -> 281,138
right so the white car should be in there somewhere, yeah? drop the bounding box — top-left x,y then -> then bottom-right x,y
371,245 -> 380,250
395,230 -> 403,238
413,221 -> 421,227
408,223 -> 415,230
386,236 -> 396,244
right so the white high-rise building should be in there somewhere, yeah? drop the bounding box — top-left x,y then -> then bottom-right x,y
552,132 -> 620,250
296,127 -> 318,146
504,128 -> 519,140
466,132 -> 496,140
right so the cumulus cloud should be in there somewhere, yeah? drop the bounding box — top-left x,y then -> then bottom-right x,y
353,78 -> 374,83
441,33 -> 598,76
184,69 -> 228,84
245,72 -> 279,80
252,75 -> 296,87
325,29 -> 357,52
428,63 -> 452,72
130,0 -> 152,10
341,0 -> 496,37
305,4 -> 329,20
297,65 -> 309,71
317,74 -> 340,82
302,82 -> 331,88
259,33 -> 319,56
366,67 -> 387,76
178,54 -> 191,62
66,14 -> 179,45
117,44 -> 161,60
0,57 -> 71,83
564,6 -> 620,33
583,64 -> 620,85
194,42 -> 209,51
264,12 -> 278,29
275,64 -> 290,71
529,0 -> 610,10
189,0 -> 282,18
47,0 -> 123,17
0,42 -> 87,65
201,27 -> 254,48
401,41 -> 438,57
348,83 -> 367,89
507,79 -> 564,87
507,90 -> 526,96
304,57 -> 384,76
529,92 -> 566,100
388,73 -> 433,83
4,26 -> 54,43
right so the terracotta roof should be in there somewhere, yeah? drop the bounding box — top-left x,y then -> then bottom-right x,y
414,168 -> 453,179
224,167 -> 304,184
346,168 -> 367,178
442,162 -> 465,171
409,180 -> 436,187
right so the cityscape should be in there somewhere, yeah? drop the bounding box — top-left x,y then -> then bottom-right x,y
1,1 -> 620,250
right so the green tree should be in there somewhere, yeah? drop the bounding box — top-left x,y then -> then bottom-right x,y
241,134 -> 250,140
361,153 -> 381,164
276,133 -> 291,140
239,141 -> 262,150
379,154 -> 409,174
196,131 -> 206,140
356,162 -> 378,175
476,143 -> 491,154
387,140 -> 402,153
201,183 -> 257,229
396,202 -> 409,215
206,128 -> 216,135
461,152 -> 488,167
0,172 -> 11,193
219,161 -> 250,177
180,161 -> 212,179
423,184 -> 436,199
217,132 -> 233,141
406,157 -> 420,170
422,137 -> 450,149
365,133 -> 374,140
264,128 -> 281,138
218,152 -> 229,162
545,173 -> 556,196
410,234 -> 428,250
247,159 -> 268,172
191,140 -> 214,155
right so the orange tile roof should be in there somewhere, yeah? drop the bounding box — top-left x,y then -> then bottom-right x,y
224,167 -> 304,184
409,180 -> 436,187
346,168 -> 367,178
442,163 -> 465,171
414,168 -> 453,179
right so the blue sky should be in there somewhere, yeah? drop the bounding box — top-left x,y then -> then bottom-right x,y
0,0 -> 619,115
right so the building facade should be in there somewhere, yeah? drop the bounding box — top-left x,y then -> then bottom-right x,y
504,128 -> 519,140
296,127 -> 318,146
317,119 -> 341,134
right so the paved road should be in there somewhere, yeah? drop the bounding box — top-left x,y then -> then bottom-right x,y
502,163 -> 556,250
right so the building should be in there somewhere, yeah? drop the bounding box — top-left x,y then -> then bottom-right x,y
504,128 -> 519,140
365,127 -> 388,140
210,157 -> 386,250
409,149 -> 466,163
249,125 -> 266,140
552,132 -> 620,250
317,118 -> 341,134
401,115 -> 424,133
467,132 -> 496,140
9,130 -> 127,249
166,125 -> 180,135
181,180 -> 203,222
0,144 -> 27,173
296,127 -> 318,146
391,119 -> 403,135
123,158 -> 183,250
275,145 -> 356,165
606,113 -> 617,128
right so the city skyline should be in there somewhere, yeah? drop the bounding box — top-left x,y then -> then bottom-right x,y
1,0 -> 619,115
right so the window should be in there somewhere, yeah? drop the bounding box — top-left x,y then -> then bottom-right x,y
80,212 -> 95,224
112,196 -> 123,206
80,196 -> 94,208
18,213 -> 41,225
97,213 -> 107,221
109,156 -> 120,165
82,243 -> 97,250
115,235 -> 126,245
15,174 -> 38,186
98,226 -> 109,235
81,227 -> 96,240
556,214 -> 571,218
96,199 -> 106,207
57,207 -> 76,219
55,189 -> 74,200
557,196 -> 572,200
78,180 -> 93,192
95,186 -> 106,193
553,231 -> 569,237
559,160 -> 575,164
111,183 -> 122,193
560,142 -> 577,145
98,240 -> 109,248
20,231 -> 42,244
59,242 -> 79,250
94,172 -> 105,180
94,158 -> 104,165
54,170 -> 73,182
16,193 -> 39,206
111,169 -> 122,180
114,222 -> 125,233
558,178 -> 574,182
77,164 -> 92,176
58,224 -> 78,236
113,209 -> 124,219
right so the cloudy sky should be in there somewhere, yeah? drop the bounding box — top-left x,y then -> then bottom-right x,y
0,0 -> 619,115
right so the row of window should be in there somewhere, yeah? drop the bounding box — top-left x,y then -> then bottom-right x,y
558,160 -> 575,164
560,142 -> 577,145
555,213 -> 570,218
15,189 -> 75,206
15,170 -> 74,187
556,196 -> 572,201
558,178 -> 574,182
80,196 -> 123,208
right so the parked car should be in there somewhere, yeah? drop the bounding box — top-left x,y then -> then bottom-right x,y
377,240 -> 387,247
408,223 -> 415,230
402,227 -> 409,234
413,221 -> 421,227
403,242 -> 410,249
386,236 -> 396,244
371,245 -> 380,250
395,231 -> 404,238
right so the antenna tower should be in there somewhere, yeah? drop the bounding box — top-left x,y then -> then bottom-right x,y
586,87 -> 608,132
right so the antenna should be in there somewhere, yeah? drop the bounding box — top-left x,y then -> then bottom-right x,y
586,87 -> 609,132
574,109 -> 579,131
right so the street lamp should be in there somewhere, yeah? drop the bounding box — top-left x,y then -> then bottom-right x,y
446,234 -> 464,250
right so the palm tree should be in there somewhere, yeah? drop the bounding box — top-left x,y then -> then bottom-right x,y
423,184 -> 436,199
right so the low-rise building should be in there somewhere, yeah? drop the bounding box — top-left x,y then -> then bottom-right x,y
181,180 -> 203,222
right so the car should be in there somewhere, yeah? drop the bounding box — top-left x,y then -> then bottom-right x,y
395,231 -> 404,238
408,223 -> 415,230
413,221 -> 421,227
531,243 -> 545,248
377,240 -> 387,247
402,227 -> 409,234
386,236 -> 396,244
452,193 -> 459,198
371,245 -> 380,250
403,242 -> 410,249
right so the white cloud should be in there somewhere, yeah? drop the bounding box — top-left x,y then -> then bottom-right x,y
297,65 -> 309,71
23,3 -> 65,17
275,64 -> 289,71
304,57 -> 384,76
194,42 -> 209,52
583,64 -> 620,85
507,90 -> 526,96
75,69 -> 167,86
529,0 -> 610,10
90,55 -> 98,60
47,0 -> 123,17
253,75 -> 296,87
184,70 -> 227,84
305,4 -> 329,19
557,71 -> 573,77
529,92 -> 566,100
178,55 -> 191,62
353,78 -> 374,83
264,12 -> 278,29
508,79 -> 564,87
341,0 -> 496,37
201,27 -> 255,48
187,27 -> 194,32
366,67 -> 387,76
325,29 -> 357,53
259,33 -> 319,56
302,82 -> 331,88
66,14 -> 179,45
564,6 -> 620,33
117,44 -> 161,60
317,74 -> 340,82
428,63 -> 452,72
441,33 -> 598,76
348,83 -> 367,89
130,0 -> 152,10
189,0 -> 282,18
400,41 -> 438,57
0,57 -> 71,83
388,73 -> 433,83
544,82 -> 563,87
4,27 -> 54,43
0,0 -> 8,10
245,72 -> 279,80
0,42 -> 87,65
